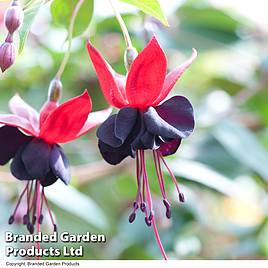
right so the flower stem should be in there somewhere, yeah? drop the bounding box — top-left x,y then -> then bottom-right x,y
109,0 -> 133,48
55,0 -> 85,80
36,179 -> 41,260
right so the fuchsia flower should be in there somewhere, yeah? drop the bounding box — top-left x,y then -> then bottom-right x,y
0,91 -> 111,234
87,37 -> 197,259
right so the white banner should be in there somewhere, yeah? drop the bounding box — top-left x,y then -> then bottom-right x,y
1,260 -> 268,268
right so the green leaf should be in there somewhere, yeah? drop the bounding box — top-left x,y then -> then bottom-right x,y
50,0 -> 94,37
213,119 -> 268,182
170,159 -> 241,197
120,0 -> 169,26
46,181 -> 108,230
18,2 -> 43,53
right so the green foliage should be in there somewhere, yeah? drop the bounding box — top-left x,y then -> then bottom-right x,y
50,0 -> 94,37
19,1 -> 43,53
213,120 -> 268,182
120,0 -> 168,26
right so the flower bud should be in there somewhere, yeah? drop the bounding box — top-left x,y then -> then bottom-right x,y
48,78 -> 63,102
0,41 -> 16,73
124,46 -> 138,71
5,3 -> 24,34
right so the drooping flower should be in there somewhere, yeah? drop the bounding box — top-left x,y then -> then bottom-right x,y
87,37 -> 197,259
0,88 -> 111,234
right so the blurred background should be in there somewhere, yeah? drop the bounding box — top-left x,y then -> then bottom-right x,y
1,0 -> 268,260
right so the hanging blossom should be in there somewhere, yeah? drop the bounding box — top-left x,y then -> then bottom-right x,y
87,37 -> 197,259
0,88 -> 111,234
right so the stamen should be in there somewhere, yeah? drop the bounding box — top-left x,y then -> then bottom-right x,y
159,152 -> 185,203
179,192 -> 185,203
27,223 -> 34,234
153,150 -> 166,199
22,214 -> 29,225
8,182 -> 29,225
140,150 -> 153,225
36,180 -> 41,257
153,150 -> 173,218
23,182 -> 31,225
139,150 -> 168,260
29,180 -> 39,234
156,151 -> 168,198
133,201 -> 139,210
128,212 -> 136,223
140,202 -> 146,212
134,152 -> 142,209
163,199 -> 171,219
38,187 -> 44,224
129,152 -> 145,223
43,188 -> 57,232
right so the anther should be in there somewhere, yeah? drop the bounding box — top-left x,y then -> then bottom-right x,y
27,223 -> 34,234
32,215 -> 37,225
8,215 -> 15,225
163,199 -> 170,209
140,202 -> 146,212
23,214 -> 29,225
149,210 -> 154,221
38,214 -> 44,224
145,217 -> 151,227
128,212 -> 136,223
179,193 -> 185,203
133,201 -> 139,210
166,209 -> 171,219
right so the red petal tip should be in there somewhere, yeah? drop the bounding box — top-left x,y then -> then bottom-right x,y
81,89 -> 92,110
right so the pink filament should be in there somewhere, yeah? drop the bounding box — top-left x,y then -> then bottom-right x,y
36,180 -> 41,260
43,189 -> 55,227
159,152 -> 182,195
11,182 -> 28,218
153,151 -> 166,199
140,150 -> 168,260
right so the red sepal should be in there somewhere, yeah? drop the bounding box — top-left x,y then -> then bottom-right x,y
39,90 -> 92,144
87,41 -> 127,108
126,37 -> 167,109
153,48 -> 197,105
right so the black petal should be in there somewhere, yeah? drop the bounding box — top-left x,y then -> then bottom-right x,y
0,126 -> 32,165
21,139 -> 51,179
40,170 -> 58,187
96,115 -> 122,148
143,107 -> 182,139
140,131 -> 159,150
98,139 -> 134,165
50,145 -> 70,185
155,96 -> 195,138
115,107 -> 138,143
159,138 -> 181,156
10,143 -> 32,181
131,114 -> 146,150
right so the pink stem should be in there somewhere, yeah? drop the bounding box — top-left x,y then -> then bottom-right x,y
153,151 -> 166,199
159,153 -> 181,194
140,150 -> 168,260
36,180 -> 41,260
152,218 -> 168,260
